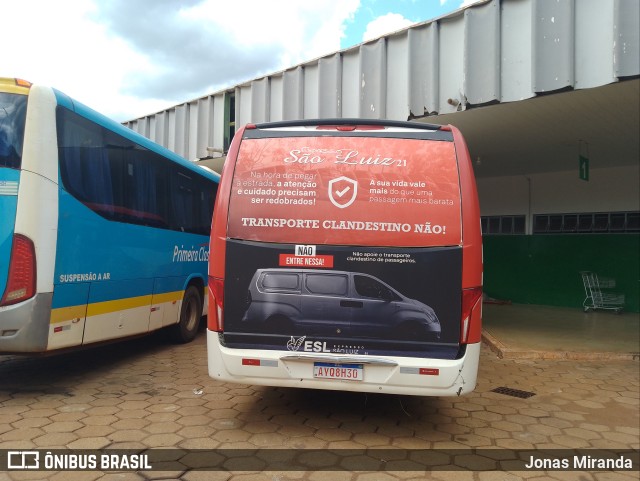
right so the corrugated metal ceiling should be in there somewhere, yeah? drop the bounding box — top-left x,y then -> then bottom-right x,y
123,0 -> 639,178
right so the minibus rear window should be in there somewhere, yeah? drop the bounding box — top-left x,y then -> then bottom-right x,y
228,136 -> 462,247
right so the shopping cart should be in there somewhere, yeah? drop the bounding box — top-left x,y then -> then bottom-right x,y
580,271 -> 624,313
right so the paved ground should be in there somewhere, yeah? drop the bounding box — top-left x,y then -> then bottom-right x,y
0,327 -> 638,481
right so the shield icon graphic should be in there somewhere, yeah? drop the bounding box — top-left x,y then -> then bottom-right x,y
328,176 -> 358,209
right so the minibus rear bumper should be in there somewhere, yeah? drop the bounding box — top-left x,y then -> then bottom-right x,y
207,330 -> 480,397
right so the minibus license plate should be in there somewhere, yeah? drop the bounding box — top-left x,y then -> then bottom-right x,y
313,362 -> 363,381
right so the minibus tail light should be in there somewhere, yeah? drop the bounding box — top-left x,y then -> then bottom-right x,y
1,235 -> 36,306
208,277 -> 225,332
460,287 -> 482,344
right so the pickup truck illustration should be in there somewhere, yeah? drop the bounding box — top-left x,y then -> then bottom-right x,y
241,268 -> 441,341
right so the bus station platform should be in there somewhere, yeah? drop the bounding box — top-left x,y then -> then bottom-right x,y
482,303 -> 640,361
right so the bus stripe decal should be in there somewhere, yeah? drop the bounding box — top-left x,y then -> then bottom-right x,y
87,295 -> 153,317
50,305 -> 87,324
50,290 -> 184,324
152,291 -> 183,304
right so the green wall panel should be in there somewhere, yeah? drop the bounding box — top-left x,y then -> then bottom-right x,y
483,234 -> 640,312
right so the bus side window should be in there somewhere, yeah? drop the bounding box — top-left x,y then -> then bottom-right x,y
58,107 -> 216,235
58,112 -> 114,209
169,171 -> 194,233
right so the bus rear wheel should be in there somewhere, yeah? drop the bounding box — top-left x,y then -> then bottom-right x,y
170,286 -> 203,343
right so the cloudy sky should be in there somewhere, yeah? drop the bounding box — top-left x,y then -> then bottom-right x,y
3,0 -> 473,122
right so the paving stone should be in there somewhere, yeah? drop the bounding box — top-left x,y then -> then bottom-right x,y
2,427 -> 46,441
144,412 -> 181,423
457,417 -> 489,429
309,471 -> 354,481
66,436 -> 111,449
32,431 -> 79,446
504,414 -> 538,425
49,472 -> 103,481
247,432 -> 289,446
549,434 -> 593,448
276,424 -> 317,438
452,433 -> 493,447
212,429 -> 252,443
74,425 -> 115,438
182,472 -> 232,481
19,408 -> 59,419
85,406 -> 119,416
108,429 -> 148,442
179,437 -> 222,449
491,421 -> 525,433
471,410 -> 504,422
11,417 -> 52,429
474,427 -> 512,439
601,431 -> 640,444
141,433 -> 184,446
352,432 -> 392,447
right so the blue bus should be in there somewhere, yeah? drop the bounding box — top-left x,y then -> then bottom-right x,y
0,77 -> 219,353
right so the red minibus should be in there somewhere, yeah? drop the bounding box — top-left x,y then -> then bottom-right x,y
207,119 -> 482,396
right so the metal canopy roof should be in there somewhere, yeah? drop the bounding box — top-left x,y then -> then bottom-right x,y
124,0 -> 640,179
431,79 -> 639,177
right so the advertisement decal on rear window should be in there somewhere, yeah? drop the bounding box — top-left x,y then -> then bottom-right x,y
227,136 -> 461,247
223,240 -> 463,359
